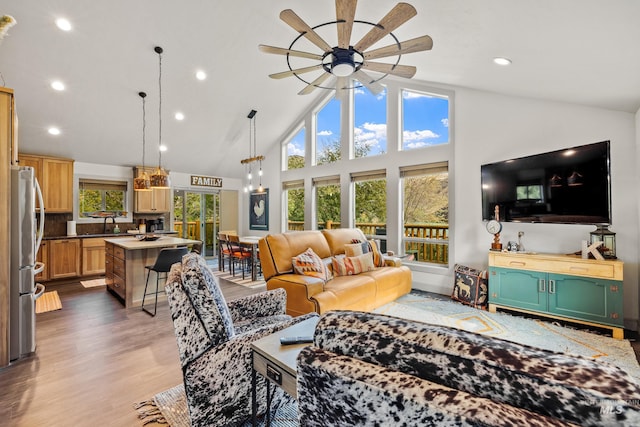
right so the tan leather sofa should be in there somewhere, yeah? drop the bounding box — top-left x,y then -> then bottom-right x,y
258,228 -> 412,316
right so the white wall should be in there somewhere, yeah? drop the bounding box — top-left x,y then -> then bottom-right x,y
250,85 -> 640,330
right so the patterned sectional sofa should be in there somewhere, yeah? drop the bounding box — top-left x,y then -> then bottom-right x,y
258,228 -> 412,316
297,311 -> 640,426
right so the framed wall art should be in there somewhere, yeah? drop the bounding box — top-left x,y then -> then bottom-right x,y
249,188 -> 269,231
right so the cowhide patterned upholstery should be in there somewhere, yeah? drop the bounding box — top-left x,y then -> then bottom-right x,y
297,311 -> 640,427
165,252 -> 318,427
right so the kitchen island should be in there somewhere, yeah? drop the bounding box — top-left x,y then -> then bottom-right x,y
104,236 -> 201,308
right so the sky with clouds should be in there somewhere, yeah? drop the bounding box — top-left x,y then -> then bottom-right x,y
287,87 -> 449,159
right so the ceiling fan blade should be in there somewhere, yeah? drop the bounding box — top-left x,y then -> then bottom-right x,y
364,35 -> 433,60
280,9 -> 332,52
353,70 -> 384,95
362,62 -> 416,78
269,64 -> 324,79
259,44 -> 323,61
298,72 -> 333,95
354,3 -> 417,52
336,0 -> 357,49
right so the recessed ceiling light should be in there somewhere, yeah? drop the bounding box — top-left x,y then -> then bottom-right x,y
195,70 -> 207,81
55,18 -> 72,32
48,127 -> 61,135
175,112 -> 185,121
493,57 -> 512,66
51,80 -> 65,91
159,145 -> 168,152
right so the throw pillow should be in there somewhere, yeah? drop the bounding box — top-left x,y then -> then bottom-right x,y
367,239 -> 386,267
332,253 -> 375,276
451,264 -> 489,310
292,247 -> 331,282
344,243 -> 364,257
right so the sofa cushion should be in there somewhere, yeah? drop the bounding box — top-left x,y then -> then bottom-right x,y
321,228 -> 368,255
451,263 -> 489,310
260,231 -> 331,280
313,311 -> 640,426
298,346 -> 573,427
292,247 -> 332,282
367,239 -> 386,267
331,253 -> 375,276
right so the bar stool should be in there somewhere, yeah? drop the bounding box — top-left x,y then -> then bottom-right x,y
142,246 -> 189,316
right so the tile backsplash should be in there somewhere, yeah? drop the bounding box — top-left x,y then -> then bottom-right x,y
43,213 -> 170,237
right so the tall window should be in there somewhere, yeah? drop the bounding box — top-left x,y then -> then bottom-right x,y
402,90 -> 449,150
78,179 -> 127,216
354,86 -> 387,158
315,98 -> 341,165
314,176 -> 341,229
284,180 -> 304,231
352,170 -> 387,243
401,163 -> 449,265
286,127 -> 305,170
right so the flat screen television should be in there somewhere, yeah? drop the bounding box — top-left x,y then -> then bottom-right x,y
481,140 -> 611,225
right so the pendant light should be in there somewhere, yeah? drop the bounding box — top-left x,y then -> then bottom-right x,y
150,46 -> 170,188
241,109 -> 265,192
133,91 -> 151,191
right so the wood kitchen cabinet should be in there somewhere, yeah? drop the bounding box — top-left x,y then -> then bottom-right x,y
82,238 -> 106,276
49,239 -> 81,279
133,166 -> 171,213
105,242 -> 126,301
18,154 -> 74,212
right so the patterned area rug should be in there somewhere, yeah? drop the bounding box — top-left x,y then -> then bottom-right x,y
35,290 -> 62,313
80,278 -> 106,288
135,383 -> 298,427
374,291 -> 640,380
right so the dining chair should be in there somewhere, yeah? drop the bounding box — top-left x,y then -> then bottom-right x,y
142,246 -> 190,316
227,235 -> 252,279
217,232 -> 232,272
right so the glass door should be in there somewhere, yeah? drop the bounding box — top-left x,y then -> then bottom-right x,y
173,190 -> 220,259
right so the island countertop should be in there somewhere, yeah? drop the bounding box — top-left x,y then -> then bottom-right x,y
103,236 -> 201,251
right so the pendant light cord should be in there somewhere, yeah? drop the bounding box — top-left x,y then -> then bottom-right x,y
158,49 -> 163,169
142,94 -> 146,169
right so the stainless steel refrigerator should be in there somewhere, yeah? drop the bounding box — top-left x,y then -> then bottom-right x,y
10,165 -> 45,361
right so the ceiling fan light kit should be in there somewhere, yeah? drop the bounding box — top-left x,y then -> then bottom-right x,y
260,0 -> 433,95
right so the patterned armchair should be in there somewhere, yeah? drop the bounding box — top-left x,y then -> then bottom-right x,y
297,311 -> 640,426
165,252 -> 316,427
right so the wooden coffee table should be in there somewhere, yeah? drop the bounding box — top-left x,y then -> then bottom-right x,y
251,315 -> 319,426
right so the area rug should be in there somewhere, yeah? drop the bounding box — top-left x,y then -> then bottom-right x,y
80,278 -> 106,288
213,269 -> 265,289
135,383 -> 298,427
374,291 -> 640,380
35,290 -> 62,313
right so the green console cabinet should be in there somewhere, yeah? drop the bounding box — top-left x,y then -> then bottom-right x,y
488,251 -> 624,339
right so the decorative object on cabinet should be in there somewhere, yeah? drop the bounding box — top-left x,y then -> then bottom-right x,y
259,2 -> 433,96
241,109 -> 265,193
486,206 -> 502,251
150,46 -> 170,189
0,15 -> 17,41
133,91 -> 151,191
249,188 -> 268,231
488,251 -> 624,339
590,225 -> 616,259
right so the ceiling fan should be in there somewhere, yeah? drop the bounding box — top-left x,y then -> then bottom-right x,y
259,0 -> 433,96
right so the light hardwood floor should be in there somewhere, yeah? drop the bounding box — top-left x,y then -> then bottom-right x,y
0,278 -> 263,427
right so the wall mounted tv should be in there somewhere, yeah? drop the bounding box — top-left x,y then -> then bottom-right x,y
481,140 -> 611,225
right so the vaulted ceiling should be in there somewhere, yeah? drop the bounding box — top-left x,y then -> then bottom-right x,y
2,0 -> 639,179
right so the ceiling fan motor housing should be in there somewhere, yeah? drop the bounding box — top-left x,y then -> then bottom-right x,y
328,47 -> 363,77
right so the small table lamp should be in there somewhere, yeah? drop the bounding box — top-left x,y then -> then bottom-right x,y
590,226 -> 616,259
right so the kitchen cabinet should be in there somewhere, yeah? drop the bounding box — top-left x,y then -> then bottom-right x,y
105,242 -> 126,301
49,239 -> 81,280
35,240 -> 49,282
18,154 -> 74,212
133,166 -> 171,213
1,87 -> 15,367
82,238 -> 106,276
488,251 -> 624,339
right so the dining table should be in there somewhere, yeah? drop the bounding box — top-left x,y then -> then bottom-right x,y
239,236 -> 261,281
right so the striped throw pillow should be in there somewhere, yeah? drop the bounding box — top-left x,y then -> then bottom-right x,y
332,253 -> 375,276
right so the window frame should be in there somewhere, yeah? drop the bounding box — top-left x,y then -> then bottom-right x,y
74,175 -> 133,224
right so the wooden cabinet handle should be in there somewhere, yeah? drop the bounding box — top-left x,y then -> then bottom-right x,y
509,261 -> 526,267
